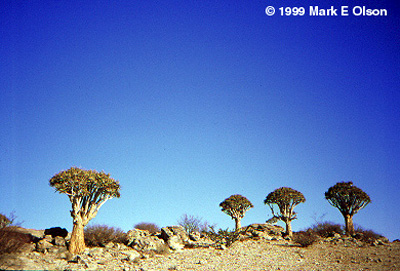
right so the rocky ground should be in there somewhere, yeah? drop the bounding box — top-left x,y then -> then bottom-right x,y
1,225 -> 399,270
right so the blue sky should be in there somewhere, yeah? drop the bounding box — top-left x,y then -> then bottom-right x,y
1,0 -> 399,240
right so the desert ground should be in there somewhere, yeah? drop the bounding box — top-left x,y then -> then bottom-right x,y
1,230 -> 399,271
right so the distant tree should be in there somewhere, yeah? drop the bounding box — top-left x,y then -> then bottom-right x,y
49,167 -> 120,254
325,181 -> 371,235
134,222 -> 160,234
264,187 -> 306,237
220,194 -> 253,231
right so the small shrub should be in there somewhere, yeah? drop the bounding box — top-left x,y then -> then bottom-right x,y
0,227 -> 32,255
293,230 -> 318,247
310,221 -> 343,238
0,212 -> 21,229
134,222 -> 160,234
84,224 -> 127,247
203,226 -> 248,247
177,214 -> 211,234
0,214 -> 11,229
354,226 -> 384,243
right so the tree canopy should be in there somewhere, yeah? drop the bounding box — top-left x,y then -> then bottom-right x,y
325,181 -> 370,217
220,194 -> 253,219
50,167 -> 120,199
264,187 -> 305,220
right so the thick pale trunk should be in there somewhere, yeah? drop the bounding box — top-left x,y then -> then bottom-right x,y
344,214 -> 354,236
234,218 -> 241,232
285,220 -> 292,237
69,220 -> 86,254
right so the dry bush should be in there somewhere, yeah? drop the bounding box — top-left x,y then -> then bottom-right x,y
354,226 -> 384,243
310,221 -> 343,238
84,224 -> 127,247
203,226 -> 246,247
0,214 -> 11,229
177,214 -> 213,234
0,227 -> 32,255
134,222 -> 160,234
293,230 -> 318,247
0,212 -> 21,229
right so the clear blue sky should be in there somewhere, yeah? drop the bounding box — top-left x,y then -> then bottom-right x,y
1,0 -> 399,240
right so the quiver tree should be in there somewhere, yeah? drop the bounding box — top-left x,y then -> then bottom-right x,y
220,194 -> 253,231
49,167 -> 120,254
264,187 -> 305,237
325,181 -> 371,236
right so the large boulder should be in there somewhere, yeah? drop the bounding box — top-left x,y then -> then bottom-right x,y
44,227 -> 68,238
160,226 -> 190,251
53,236 -> 66,246
126,229 -> 165,253
121,250 -> 141,262
245,223 -> 285,240
36,239 -> 54,253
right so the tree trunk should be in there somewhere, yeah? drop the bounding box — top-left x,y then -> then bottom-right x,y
234,218 -> 241,232
285,220 -> 292,237
69,220 -> 86,254
344,214 -> 354,236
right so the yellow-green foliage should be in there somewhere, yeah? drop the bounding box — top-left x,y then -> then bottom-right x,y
49,167 -> 120,199
219,194 -> 253,220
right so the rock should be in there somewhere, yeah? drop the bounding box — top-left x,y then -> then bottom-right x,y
104,242 -> 114,248
189,231 -> 201,241
121,250 -> 141,262
114,243 -> 130,250
69,255 -> 91,268
44,227 -> 68,238
127,229 -> 150,241
36,239 -> 53,253
44,234 -> 53,242
167,235 -> 185,251
160,226 -> 190,250
161,226 -> 189,242
47,246 -> 73,260
217,244 -> 227,250
378,236 -> 390,243
333,233 -> 341,239
88,247 -> 105,258
126,229 -> 165,252
53,236 -> 66,246
245,223 -> 284,240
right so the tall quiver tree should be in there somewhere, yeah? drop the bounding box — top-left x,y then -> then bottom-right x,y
220,194 -> 253,231
49,167 -> 120,254
325,181 -> 370,236
264,187 -> 305,237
